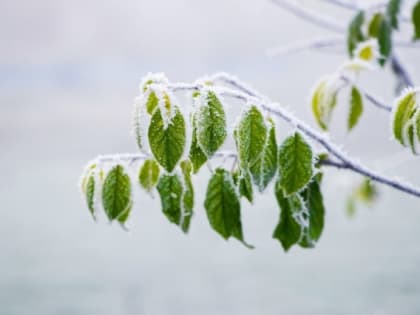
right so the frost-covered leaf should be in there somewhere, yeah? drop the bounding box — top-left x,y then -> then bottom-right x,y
311,77 -> 338,130
138,159 -> 160,192
85,175 -> 95,218
377,19 -> 392,66
196,90 -> 227,157
386,0 -> 402,30
188,116 -> 208,173
117,202 -> 132,225
368,12 -> 384,38
348,86 -> 364,131
392,89 -> 417,146
413,1 -> 420,40
414,109 -> 420,149
278,132 -> 314,195
408,123 -> 417,154
146,90 -> 159,115
299,175 -> 325,247
180,160 -> 194,233
236,105 -> 267,167
250,119 -> 278,192
233,169 -> 253,203
347,11 -> 365,56
204,168 -> 252,248
354,39 -> 378,62
148,106 -> 186,172
273,180 -> 303,252
157,174 -> 183,227
133,99 -> 143,150
366,11 -> 392,65
102,165 -> 132,221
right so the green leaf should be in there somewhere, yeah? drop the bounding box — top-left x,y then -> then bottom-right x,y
146,90 -> 159,115
117,202 -> 132,225
311,78 -> 338,130
346,197 -> 357,218
273,180 -> 303,251
346,178 -> 378,217
348,86 -> 364,131
356,179 -> 378,204
188,117 -> 208,173
236,105 -> 267,167
386,0 -> 402,30
278,132 -> 314,195
414,109 -> 420,149
250,119 -> 278,192
196,91 -> 227,157
138,159 -> 160,192
148,106 -> 186,172
235,170 -> 253,203
392,90 -> 417,145
180,160 -> 194,233
85,175 -> 95,218
204,168 -> 252,248
299,175 -> 325,247
408,123 -> 417,154
377,19 -> 392,66
157,174 -> 183,226
413,1 -> 420,40
368,13 -> 384,38
347,11 -> 365,56
133,102 -> 142,150
102,165 -> 132,221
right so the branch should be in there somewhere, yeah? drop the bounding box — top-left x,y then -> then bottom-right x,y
267,39 -> 420,59
198,73 -> 420,198
391,54 -> 415,88
93,151 -> 237,166
270,0 -> 346,33
265,36 -> 344,57
319,0 -> 358,10
93,73 -> 420,199
320,158 -> 420,197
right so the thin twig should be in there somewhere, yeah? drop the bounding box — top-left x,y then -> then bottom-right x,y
319,0 -> 358,11
266,36 -> 344,57
340,75 -> 392,112
270,0 -> 346,33
96,151 -> 237,165
267,39 -> 420,59
391,54 -> 415,88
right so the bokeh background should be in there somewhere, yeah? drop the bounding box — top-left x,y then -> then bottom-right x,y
1,0 -> 420,314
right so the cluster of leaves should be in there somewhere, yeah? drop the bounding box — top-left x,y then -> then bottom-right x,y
391,88 -> 420,153
80,74 -> 327,251
311,75 -> 364,132
311,0 -> 420,141
348,0 -> 420,64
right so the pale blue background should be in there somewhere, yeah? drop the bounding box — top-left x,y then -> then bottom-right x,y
1,0 -> 420,314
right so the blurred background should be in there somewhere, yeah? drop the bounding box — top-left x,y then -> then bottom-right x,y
1,0 -> 420,314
